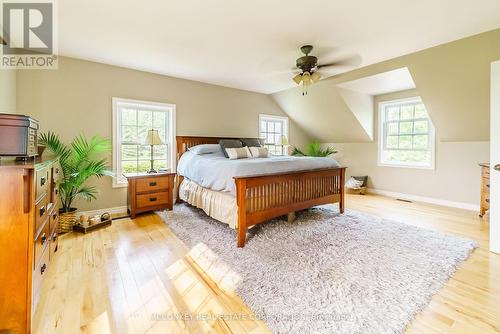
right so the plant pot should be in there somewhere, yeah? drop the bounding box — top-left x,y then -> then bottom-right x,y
58,208 -> 77,234
37,145 -> 46,157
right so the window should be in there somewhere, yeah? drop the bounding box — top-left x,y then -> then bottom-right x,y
378,97 -> 435,169
112,98 -> 176,187
259,114 -> 289,155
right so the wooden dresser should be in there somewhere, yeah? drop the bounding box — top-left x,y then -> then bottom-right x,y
125,172 -> 175,218
0,157 -> 60,333
479,163 -> 490,217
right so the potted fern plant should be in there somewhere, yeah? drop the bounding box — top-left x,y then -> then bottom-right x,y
291,140 -> 338,157
39,132 -> 112,233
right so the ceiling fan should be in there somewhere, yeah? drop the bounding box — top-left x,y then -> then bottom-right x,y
292,45 -> 360,95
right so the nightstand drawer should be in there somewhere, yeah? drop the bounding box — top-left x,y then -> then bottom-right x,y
136,176 -> 169,193
136,192 -> 169,208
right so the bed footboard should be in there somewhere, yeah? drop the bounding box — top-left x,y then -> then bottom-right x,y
234,167 -> 345,247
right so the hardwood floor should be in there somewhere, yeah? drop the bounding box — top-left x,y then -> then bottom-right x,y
32,194 -> 500,334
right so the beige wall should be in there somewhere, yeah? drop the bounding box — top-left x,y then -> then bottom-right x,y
17,56 -> 310,211
0,69 -> 16,113
326,89 -> 489,206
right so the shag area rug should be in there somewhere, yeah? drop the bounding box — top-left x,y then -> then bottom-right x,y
158,204 -> 476,334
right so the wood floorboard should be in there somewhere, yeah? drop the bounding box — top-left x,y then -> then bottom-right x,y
32,194 -> 500,333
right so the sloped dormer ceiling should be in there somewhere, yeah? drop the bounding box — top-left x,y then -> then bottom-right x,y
271,29 -> 500,142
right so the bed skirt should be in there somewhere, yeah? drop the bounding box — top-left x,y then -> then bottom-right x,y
179,178 -> 238,228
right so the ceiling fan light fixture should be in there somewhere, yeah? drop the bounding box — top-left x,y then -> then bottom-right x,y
302,71 -> 312,86
311,71 -> 321,82
292,73 -> 303,85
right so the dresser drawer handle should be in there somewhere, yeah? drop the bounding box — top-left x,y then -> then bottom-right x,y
41,263 -> 46,275
486,198 -> 490,203
487,184 -> 490,188
39,206 -> 46,217
149,181 -> 157,187
52,234 -> 57,242
149,197 -> 157,202
41,233 -> 47,244
40,176 -> 47,186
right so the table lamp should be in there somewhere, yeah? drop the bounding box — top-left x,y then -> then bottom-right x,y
277,135 -> 289,155
144,129 -> 164,173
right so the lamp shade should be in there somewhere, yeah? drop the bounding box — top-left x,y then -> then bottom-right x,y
144,129 -> 164,145
302,71 -> 311,86
292,73 -> 303,85
311,71 -> 321,82
277,135 -> 289,146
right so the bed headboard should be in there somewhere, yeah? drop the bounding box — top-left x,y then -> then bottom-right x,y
176,136 -> 240,161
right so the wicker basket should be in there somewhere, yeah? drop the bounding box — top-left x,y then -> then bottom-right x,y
346,186 -> 367,195
58,209 -> 77,233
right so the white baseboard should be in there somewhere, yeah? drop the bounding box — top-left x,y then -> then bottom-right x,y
367,188 -> 479,212
77,206 -> 128,218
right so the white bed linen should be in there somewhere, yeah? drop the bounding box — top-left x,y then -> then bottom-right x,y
179,178 -> 238,228
177,151 -> 340,195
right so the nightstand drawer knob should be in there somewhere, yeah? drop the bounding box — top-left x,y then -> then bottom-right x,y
149,197 -> 157,202
149,182 -> 157,187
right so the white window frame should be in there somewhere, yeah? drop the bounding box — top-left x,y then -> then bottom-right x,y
112,97 -> 176,187
377,96 -> 435,169
259,114 -> 289,156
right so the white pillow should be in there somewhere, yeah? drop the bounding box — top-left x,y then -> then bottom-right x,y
226,147 -> 252,160
345,177 -> 364,189
249,146 -> 269,158
188,144 -> 222,155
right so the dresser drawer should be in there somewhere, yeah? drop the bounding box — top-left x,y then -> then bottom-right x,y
136,176 -> 169,193
49,210 -> 58,232
136,192 -> 169,209
482,166 -> 490,178
482,197 -> 490,210
35,167 -> 50,201
482,176 -> 490,187
50,228 -> 59,260
52,163 -> 61,183
35,194 -> 48,235
34,217 -> 50,270
32,245 -> 50,312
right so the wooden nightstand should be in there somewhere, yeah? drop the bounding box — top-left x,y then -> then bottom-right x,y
125,172 -> 176,218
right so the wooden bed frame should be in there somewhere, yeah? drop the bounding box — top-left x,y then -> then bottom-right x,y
176,136 -> 346,247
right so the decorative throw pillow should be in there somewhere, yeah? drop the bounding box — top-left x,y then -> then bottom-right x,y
219,139 -> 243,158
226,147 -> 252,160
249,146 -> 269,158
352,175 -> 368,187
345,177 -> 364,189
240,138 -> 264,147
188,144 -> 222,155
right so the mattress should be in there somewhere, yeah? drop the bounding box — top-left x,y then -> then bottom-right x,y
177,151 -> 340,195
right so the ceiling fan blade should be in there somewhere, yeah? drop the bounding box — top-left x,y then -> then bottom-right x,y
317,54 -> 362,69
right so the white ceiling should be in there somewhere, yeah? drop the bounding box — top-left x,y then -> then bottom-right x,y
336,68 -> 416,96
58,0 -> 500,94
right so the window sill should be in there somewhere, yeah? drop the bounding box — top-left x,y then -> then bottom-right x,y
112,181 -> 128,188
377,162 -> 435,170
